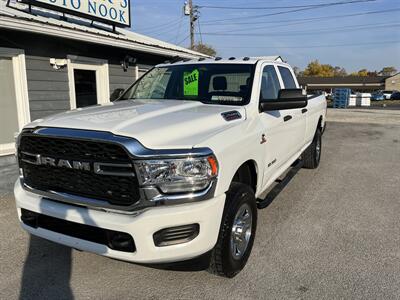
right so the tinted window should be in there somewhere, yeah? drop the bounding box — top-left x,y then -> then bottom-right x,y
260,65 -> 281,101
278,66 -> 297,89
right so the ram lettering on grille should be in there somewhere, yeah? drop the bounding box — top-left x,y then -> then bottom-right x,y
18,135 -> 140,206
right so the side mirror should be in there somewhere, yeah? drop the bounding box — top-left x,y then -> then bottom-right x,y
110,88 -> 125,101
260,89 -> 307,112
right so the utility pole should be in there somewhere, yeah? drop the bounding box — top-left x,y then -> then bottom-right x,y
184,0 -> 199,50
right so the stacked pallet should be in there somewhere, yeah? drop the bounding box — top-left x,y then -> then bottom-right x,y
348,93 -> 371,107
333,88 -> 351,108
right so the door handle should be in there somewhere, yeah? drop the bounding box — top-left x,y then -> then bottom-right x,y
302,108 -> 308,114
283,115 -> 292,122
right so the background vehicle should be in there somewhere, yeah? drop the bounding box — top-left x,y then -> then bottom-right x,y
390,91 -> 400,100
381,90 -> 393,100
14,57 -> 326,278
371,91 -> 385,101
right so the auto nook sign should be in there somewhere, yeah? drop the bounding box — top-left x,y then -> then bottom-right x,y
22,0 -> 131,27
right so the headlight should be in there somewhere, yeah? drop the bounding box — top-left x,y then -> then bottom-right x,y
135,155 -> 218,193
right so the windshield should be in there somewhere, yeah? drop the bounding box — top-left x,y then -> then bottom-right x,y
120,64 -> 255,105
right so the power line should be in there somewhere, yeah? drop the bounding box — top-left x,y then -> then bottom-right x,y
136,19 -> 181,32
144,21 -> 184,36
201,7 -> 400,27
199,22 -> 400,36
198,19 -> 203,44
174,15 -> 185,44
201,0 -> 376,24
216,40 -> 400,49
206,8 -> 400,34
177,34 -> 190,45
198,0 -> 375,10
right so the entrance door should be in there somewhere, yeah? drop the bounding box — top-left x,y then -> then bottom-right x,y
0,48 -> 30,156
67,59 -> 110,109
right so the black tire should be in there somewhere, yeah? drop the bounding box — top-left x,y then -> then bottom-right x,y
302,128 -> 322,169
209,183 -> 257,278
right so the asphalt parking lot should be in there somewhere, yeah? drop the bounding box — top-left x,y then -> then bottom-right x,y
1,108 -> 399,300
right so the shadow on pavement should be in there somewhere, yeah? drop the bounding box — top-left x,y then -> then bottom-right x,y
19,199 -> 102,300
19,236 -> 73,300
142,251 -> 212,272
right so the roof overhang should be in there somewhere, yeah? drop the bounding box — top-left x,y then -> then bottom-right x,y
0,14 -> 206,59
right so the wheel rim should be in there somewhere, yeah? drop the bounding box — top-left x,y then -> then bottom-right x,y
316,136 -> 321,162
230,203 -> 253,260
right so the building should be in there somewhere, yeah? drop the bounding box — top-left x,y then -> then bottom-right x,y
297,76 -> 388,93
385,73 -> 400,92
0,0 -> 207,161
298,74 -> 400,94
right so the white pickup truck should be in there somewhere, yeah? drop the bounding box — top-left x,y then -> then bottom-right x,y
15,56 -> 326,278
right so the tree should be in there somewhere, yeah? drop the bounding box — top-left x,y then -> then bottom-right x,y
357,69 -> 369,77
303,60 -> 336,77
334,66 -> 347,76
192,43 -> 217,57
293,66 -> 301,76
379,66 -> 397,76
349,69 -> 372,77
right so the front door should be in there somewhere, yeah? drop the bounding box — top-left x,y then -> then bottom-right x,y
258,64 -> 290,187
258,64 -> 306,190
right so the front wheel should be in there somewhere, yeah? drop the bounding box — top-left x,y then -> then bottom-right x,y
209,183 -> 257,278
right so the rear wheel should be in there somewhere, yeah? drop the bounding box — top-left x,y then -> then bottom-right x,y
209,183 -> 257,278
302,129 -> 322,169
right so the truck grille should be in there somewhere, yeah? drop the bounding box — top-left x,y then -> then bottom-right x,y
19,134 -> 140,206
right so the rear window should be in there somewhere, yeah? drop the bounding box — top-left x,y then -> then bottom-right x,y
278,66 -> 297,89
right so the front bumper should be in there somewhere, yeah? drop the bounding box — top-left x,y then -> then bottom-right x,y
14,180 -> 225,263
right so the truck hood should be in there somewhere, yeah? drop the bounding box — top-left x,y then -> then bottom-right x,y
28,100 -> 246,149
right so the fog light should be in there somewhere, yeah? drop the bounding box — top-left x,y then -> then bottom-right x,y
21,209 -> 38,228
153,224 -> 199,247
107,231 -> 135,252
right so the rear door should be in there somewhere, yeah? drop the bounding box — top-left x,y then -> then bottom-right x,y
277,65 -> 307,156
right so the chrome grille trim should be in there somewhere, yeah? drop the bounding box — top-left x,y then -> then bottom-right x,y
29,127 -> 213,159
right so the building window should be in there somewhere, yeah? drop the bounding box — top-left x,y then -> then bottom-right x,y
74,69 -> 97,108
67,56 -> 110,109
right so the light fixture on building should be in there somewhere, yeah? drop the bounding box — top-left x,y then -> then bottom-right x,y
49,58 -> 67,70
121,55 -> 137,72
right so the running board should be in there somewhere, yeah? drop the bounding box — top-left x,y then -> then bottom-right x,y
257,159 -> 303,209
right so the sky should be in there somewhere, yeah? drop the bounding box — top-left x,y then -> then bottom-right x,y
130,0 -> 400,73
